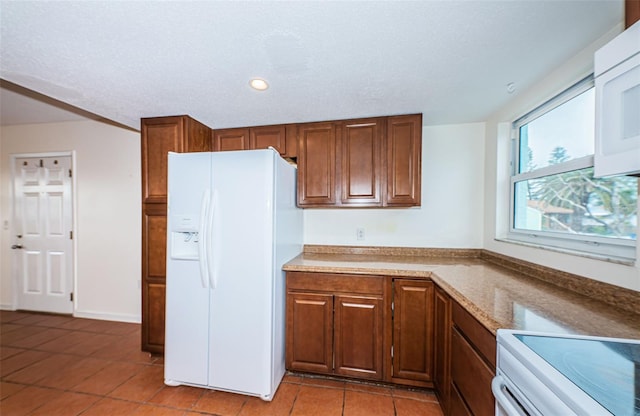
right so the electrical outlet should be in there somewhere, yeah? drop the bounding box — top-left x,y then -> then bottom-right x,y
356,228 -> 365,241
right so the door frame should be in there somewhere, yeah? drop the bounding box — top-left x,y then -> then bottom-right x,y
10,151 -> 77,314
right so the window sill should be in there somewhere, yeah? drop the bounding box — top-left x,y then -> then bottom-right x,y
494,237 -> 636,266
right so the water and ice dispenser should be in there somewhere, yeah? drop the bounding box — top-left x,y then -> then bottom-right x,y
170,215 -> 200,260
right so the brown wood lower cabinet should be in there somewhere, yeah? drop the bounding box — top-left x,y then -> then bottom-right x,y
141,203 -> 168,353
285,272 -> 384,381
433,285 -> 452,412
285,272 -> 436,386
285,270 -> 496,416
334,295 -> 383,379
449,381 -> 474,416
286,292 -> 333,374
390,279 -> 434,386
450,328 -> 494,416
447,301 -> 496,416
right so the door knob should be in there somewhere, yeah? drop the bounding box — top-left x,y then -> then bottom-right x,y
11,244 -> 23,249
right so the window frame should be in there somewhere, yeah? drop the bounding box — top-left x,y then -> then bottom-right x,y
507,75 -> 637,262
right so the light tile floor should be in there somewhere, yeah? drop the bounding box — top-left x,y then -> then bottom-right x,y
0,311 -> 444,415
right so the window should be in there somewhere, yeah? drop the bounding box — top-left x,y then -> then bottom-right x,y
510,76 -> 638,261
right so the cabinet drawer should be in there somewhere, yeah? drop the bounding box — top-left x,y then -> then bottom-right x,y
451,327 -> 494,416
449,382 -> 473,416
452,302 -> 496,368
286,272 -> 384,295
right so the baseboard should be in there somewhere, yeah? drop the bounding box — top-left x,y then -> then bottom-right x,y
73,310 -> 141,324
0,304 -> 141,323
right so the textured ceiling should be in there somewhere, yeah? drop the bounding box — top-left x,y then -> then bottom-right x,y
0,1 -> 624,130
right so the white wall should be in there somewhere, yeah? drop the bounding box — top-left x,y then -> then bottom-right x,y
0,120 -> 142,322
483,23 -> 640,292
1,23 -> 636,325
304,122 -> 486,248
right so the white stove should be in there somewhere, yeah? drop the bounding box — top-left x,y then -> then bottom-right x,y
493,329 -> 640,416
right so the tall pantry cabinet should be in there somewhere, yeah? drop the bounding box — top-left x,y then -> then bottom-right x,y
141,116 -> 211,353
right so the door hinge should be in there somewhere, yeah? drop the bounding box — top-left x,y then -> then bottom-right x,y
68,169 -> 72,178
69,231 -> 73,239
391,301 -> 394,319
70,292 -> 74,302
391,345 -> 394,358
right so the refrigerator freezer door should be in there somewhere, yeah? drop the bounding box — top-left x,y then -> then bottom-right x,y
165,152 -> 213,387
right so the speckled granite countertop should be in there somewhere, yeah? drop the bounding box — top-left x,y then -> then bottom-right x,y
283,247 -> 640,340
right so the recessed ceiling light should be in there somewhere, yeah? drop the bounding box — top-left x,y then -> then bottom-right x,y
250,78 -> 269,91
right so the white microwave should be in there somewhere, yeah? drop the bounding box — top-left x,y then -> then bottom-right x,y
594,21 -> 640,178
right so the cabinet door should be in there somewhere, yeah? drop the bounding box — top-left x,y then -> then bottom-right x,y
392,279 -> 434,382
385,114 -> 422,206
250,125 -> 287,155
334,295 -> 383,380
141,204 -> 167,353
213,128 -> 250,151
297,122 -> 337,206
341,119 -> 383,206
141,117 -> 186,204
434,286 -> 452,413
286,292 -> 333,374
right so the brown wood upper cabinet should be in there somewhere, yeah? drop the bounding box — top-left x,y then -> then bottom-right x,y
250,125 -> 286,154
212,128 -> 250,152
297,114 -> 421,208
140,115 -> 210,354
386,114 -> 422,206
341,119 -> 383,206
297,122 -> 337,206
626,0 -> 640,28
212,124 -> 297,158
141,115 -> 211,204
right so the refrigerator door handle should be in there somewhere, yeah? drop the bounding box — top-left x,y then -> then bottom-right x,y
198,189 -> 211,289
207,190 -> 220,289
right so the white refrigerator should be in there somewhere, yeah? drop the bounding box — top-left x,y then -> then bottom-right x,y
164,149 -> 303,401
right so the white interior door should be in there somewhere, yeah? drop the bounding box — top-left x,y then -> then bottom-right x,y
12,155 -> 74,314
